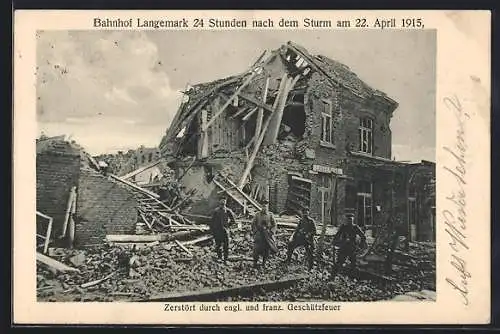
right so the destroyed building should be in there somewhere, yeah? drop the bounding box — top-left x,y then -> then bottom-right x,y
36,136 -> 141,248
159,41 -> 436,242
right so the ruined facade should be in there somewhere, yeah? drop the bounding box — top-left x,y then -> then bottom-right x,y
159,42 -> 436,241
36,137 -> 139,248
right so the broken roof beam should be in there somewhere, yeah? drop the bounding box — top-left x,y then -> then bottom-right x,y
255,76 -> 270,140
263,74 -> 301,145
229,106 -> 252,120
109,174 -> 160,199
241,107 -> 259,121
237,92 -> 274,113
203,72 -> 259,132
237,73 -> 288,189
121,160 -> 163,180
221,174 -> 261,211
203,52 -> 275,132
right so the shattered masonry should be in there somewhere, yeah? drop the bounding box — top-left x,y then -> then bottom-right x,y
159,41 -> 435,241
35,41 -> 437,302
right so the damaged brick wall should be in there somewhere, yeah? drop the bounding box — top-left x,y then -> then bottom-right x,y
75,170 -> 138,248
341,90 -> 392,159
36,151 -> 80,239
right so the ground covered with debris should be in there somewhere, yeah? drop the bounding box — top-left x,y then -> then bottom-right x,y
37,223 -> 435,302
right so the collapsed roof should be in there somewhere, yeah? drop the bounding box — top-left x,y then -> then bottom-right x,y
160,41 -> 398,159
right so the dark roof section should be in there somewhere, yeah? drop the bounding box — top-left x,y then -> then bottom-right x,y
286,41 -> 398,108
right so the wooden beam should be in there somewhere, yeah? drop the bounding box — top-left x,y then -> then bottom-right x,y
237,73 -> 288,189
109,174 -> 160,199
255,76 -> 270,138
139,211 -> 154,232
43,217 -> 53,254
238,92 -> 273,113
181,235 -> 213,245
36,253 -> 80,273
175,240 -> 193,257
105,230 -> 201,243
61,186 -> 76,238
81,272 -> 116,289
229,106 -> 251,120
145,274 -> 308,302
241,107 -> 259,121
169,225 -> 210,231
121,160 -> 163,180
264,74 -> 301,145
221,175 -> 261,211
213,178 -> 246,207
204,72 -> 259,131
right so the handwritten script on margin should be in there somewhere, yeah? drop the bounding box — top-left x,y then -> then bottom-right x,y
442,95 -> 471,306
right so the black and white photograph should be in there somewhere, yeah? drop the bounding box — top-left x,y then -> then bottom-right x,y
34,29 -> 438,303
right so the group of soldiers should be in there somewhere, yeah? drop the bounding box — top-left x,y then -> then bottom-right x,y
208,196 -> 367,273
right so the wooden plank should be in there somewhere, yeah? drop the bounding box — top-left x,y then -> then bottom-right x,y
36,211 -> 52,220
255,76 -> 270,138
181,235 -> 213,245
81,272 -> 116,289
169,225 -> 210,231
221,175 -> 261,211
263,74 -> 301,145
204,72 -> 259,131
43,217 -> 53,254
61,186 -> 76,238
238,92 -> 274,113
105,230 -> 205,243
229,106 -> 251,120
241,107 -> 259,121
175,240 -> 193,257
213,178 -> 245,207
121,160 -> 163,180
139,211 -> 154,232
36,253 -> 80,273
237,73 -> 288,189
109,174 -> 160,199
145,274 -> 308,302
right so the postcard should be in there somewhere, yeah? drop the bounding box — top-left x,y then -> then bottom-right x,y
13,10 -> 491,325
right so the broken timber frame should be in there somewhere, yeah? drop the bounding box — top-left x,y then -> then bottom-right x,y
203,72 -> 259,131
203,53 -> 274,132
36,211 -> 53,254
121,160 -> 163,180
255,76 -> 270,140
238,73 -> 301,189
109,174 -> 160,199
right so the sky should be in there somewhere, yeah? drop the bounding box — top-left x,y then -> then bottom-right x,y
37,30 -> 436,161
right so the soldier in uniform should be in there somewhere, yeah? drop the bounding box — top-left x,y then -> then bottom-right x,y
251,199 -> 277,268
285,208 -> 317,269
332,215 -> 367,275
209,197 -> 236,263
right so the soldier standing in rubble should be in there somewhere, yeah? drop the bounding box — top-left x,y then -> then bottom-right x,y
251,199 -> 278,269
331,215 -> 367,275
209,197 -> 236,263
284,208 -> 316,269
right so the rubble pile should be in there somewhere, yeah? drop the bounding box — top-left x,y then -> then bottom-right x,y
37,220 -> 435,302
37,224 -> 303,302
